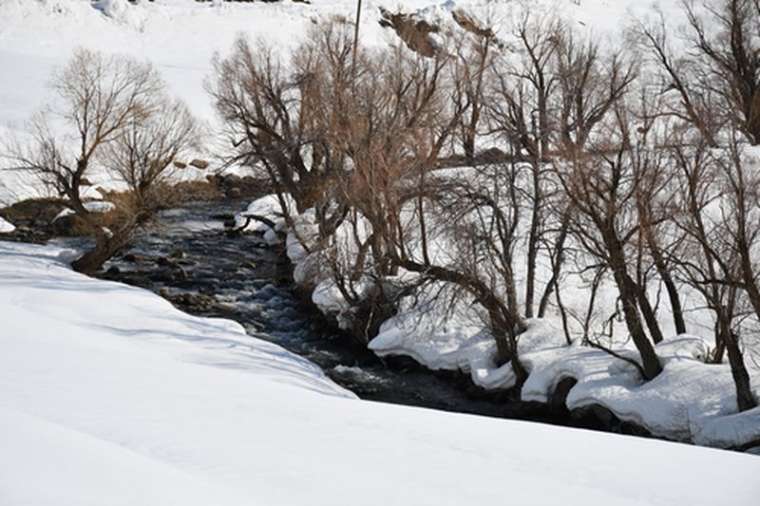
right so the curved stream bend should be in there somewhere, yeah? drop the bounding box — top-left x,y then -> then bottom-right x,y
101,200 -> 648,434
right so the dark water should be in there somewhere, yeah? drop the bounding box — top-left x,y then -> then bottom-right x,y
99,200 -> 636,431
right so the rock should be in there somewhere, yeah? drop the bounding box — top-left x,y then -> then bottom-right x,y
189,159 -> 210,170
222,174 -> 242,185
122,253 -> 145,263
165,292 -> 217,311
379,8 -> 439,57
173,161 -> 187,169
156,256 -> 174,267
48,213 -> 92,237
549,377 -> 577,412
148,270 -> 175,283
106,265 -> 121,276
1,198 -> 67,228
451,9 -> 498,41
479,147 -> 507,163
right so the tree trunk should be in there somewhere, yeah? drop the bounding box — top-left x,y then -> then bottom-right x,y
71,229 -> 130,275
712,320 -> 727,363
525,161 -> 541,318
463,130 -> 476,163
538,212 -> 570,317
647,235 -> 687,334
634,281 -> 665,344
607,237 -> 663,379
491,320 -> 528,386
720,322 -> 757,411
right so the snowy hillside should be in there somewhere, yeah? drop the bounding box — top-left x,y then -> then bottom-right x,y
1,240 -> 759,505
0,0 -> 684,204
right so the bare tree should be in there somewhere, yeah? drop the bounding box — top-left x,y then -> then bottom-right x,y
634,0 -> 760,145
556,106 -> 664,380
669,134 -> 758,410
71,96 -> 201,273
450,9 -> 499,162
682,0 -> 760,145
4,49 -> 192,274
209,27 -> 346,216
487,12 -> 562,319
538,27 -> 637,321
631,8 -> 722,146
554,29 -> 637,154
315,26 -> 530,380
388,164 -> 530,382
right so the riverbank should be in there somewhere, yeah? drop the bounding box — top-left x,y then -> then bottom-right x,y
234,194 -> 760,451
2,239 -> 760,506
3,193 -> 758,451
94,200 -> 639,431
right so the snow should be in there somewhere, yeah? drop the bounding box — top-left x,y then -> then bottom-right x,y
0,216 -> 15,233
52,200 -> 117,221
369,302 -> 760,447
2,239 -> 760,505
2,2 -> 760,500
235,193 -> 294,234
519,336 -> 760,446
366,280 -> 760,447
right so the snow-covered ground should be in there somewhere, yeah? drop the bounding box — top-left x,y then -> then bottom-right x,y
2,2 -> 760,501
2,239 -> 760,505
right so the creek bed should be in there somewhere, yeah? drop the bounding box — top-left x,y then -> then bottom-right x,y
99,200 -> 648,434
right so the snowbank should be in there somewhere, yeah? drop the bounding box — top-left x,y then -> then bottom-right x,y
52,200 -> 116,221
2,239 -> 760,505
92,0 -> 148,26
244,186 -> 760,449
0,216 -> 15,233
370,303 -> 760,448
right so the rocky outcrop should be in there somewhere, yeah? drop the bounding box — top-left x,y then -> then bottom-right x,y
378,8 -> 440,58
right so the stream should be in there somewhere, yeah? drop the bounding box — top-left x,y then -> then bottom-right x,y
98,199 -> 642,433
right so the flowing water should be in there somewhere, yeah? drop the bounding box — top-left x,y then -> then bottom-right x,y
99,200 -> 638,431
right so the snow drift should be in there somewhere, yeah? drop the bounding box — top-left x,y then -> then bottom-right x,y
2,240 -> 760,505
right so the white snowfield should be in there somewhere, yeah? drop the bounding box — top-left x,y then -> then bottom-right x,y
1,240 -> 760,506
